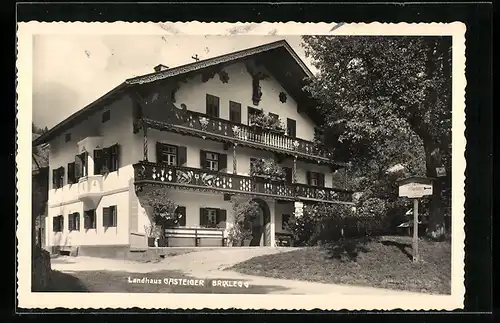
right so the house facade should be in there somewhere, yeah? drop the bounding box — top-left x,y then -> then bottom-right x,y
34,40 -> 353,256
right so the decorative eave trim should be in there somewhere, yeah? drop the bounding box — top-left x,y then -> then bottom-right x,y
125,40 -> 314,86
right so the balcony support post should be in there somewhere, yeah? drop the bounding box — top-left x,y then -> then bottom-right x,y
143,124 -> 148,161
292,155 -> 297,184
232,143 -> 238,175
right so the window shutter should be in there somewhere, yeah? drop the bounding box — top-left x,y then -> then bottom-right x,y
112,206 -> 117,227
306,171 -> 312,185
103,147 -> 112,171
53,217 -> 58,232
200,150 -> 206,169
111,144 -> 120,170
84,212 -> 90,229
75,213 -> 80,230
287,118 -> 296,138
177,146 -> 187,166
52,169 -> 58,188
219,153 -> 227,171
176,206 -> 186,226
75,155 -> 83,180
59,167 -> 65,186
216,209 -> 227,226
156,142 -> 164,163
94,149 -> 103,175
68,213 -> 73,230
229,101 -> 241,123
60,216 -> 64,232
67,162 -> 75,184
283,167 -> 293,184
319,173 -> 326,187
103,207 -> 110,227
199,208 -> 206,227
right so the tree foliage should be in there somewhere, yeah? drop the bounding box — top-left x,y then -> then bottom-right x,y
302,36 -> 452,239
140,187 -> 179,228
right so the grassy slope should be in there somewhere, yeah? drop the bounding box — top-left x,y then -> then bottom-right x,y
228,236 -> 451,294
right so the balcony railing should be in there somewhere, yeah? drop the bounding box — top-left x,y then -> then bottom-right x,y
143,107 -> 335,161
133,161 -> 353,203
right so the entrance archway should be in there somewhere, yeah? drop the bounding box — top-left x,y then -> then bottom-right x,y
249,198 -> 271,246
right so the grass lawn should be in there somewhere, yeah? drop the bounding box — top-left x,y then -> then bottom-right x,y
43,269 -> 288,294
228,236 -> 451,294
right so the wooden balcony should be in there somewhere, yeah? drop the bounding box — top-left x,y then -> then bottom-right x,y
140,106 -> 343,164
133,161 -> 353,204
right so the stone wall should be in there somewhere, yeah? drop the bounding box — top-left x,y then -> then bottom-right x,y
32,246 -> 52,291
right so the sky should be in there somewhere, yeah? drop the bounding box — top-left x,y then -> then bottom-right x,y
32,35 -> 317,129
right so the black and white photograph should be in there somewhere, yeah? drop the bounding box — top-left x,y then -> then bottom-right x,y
19,21 -> 466,310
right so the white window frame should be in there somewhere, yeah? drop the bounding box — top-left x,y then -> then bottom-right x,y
206,152 -> 219,171
206,209 -> 217,228
310,172 -> 319,186
163,145 -> 177,166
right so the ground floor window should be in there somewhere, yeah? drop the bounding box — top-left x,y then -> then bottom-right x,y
52,215 -> 64,232
282,214 -> 290,230
103,205 -> 117,228
84,209 -> 97,229
68,212 -> 80,231
200,208 -> 227,228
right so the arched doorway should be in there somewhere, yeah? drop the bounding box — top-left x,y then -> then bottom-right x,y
249,198 -> 271,246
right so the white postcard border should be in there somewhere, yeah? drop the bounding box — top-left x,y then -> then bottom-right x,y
17,21 -> 466,310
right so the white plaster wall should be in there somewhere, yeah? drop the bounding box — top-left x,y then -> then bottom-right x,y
48,95 -> 135,205
168,61 -> 316,141
46,190 -> 130,247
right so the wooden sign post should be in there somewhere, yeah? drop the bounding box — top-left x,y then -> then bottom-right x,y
397,176 -> 434,262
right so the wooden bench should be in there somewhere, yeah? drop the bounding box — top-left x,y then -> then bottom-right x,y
164,227 -> 226,247
275,233 -> 294,247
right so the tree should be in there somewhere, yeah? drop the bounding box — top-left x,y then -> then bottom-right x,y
140,187 -> 179,228
302,36 -> 452,239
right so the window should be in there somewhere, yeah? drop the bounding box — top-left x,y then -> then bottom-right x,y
103,205 -> 117,228
229,101 -> 242,123
65,133 -> 71,142
200,150 -> 227,172
94,144 -> 120,174
269,113 -> 279,120
84,209 -> 97,229
75,152 -> 88,179
52,167 -> 65,189
68,213 -> 80,231
102,110 -> 111,123
286,118 -> 296,138
282,214 -> 290,230
158,144 -> 177,165
175,206 -> 186,227
282,167 -> 293,184
307,171 -> 325,187
247,107 -> 262,125
199,208 -> 227,228
67,162 -> 76,184
206,94 -> 220,118
53,215 -> 64,232
206,152 -> 219,171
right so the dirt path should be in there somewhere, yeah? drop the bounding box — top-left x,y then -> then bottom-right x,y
50,247 -> 425,295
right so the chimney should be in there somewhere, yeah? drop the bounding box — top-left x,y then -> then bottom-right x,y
154,64 -> 169,73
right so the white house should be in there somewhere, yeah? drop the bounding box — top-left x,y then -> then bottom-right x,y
33,40 -> 353,257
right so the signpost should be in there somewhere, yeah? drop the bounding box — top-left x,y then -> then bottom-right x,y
397,176 -> 434,262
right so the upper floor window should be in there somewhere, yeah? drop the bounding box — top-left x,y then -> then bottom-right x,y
307,171 -> 325,187
229,101 -> 242,123
156,143 -> 187,166
205,152 -> 219,171
102,110 -> 111,123
206,94 -> 220,118
64,133 -> 71,142
248,106 -> 262,125
200,150 -> 227,172
94,144 -> 120,175
52,166 -> 65,189
286,118 -> 296,138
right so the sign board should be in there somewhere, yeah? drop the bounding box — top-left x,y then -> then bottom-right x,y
397,176 -> 434,198
436,167 -> 447,177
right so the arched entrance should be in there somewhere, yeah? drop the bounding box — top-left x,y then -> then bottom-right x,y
249,198 -> 271,246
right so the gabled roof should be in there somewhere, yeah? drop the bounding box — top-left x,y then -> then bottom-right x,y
33,40 -> 317,146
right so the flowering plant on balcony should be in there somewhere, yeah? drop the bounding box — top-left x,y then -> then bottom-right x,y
249,110 -> 286,134
250,158 -> 285,181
